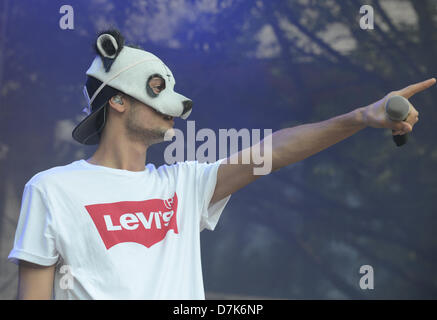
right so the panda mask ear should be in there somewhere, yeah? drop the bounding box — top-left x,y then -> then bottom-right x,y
94,30 -> 125,72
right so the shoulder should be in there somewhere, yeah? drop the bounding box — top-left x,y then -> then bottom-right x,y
156,160 -> 203,173
155,159 -> 224,179
25,160 -> 82,191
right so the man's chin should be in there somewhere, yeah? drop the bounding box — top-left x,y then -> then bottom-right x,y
147,127 -> 175,145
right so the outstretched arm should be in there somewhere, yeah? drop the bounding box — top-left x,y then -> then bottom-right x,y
211,78 -> 435,204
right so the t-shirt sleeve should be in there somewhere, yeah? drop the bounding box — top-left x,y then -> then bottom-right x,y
8,183 -> 59,266
191,158 -> 231,232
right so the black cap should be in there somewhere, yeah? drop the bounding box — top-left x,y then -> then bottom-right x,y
72,76 -> 121,145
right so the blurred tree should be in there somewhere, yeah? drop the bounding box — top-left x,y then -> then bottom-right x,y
202,0 -> 437,299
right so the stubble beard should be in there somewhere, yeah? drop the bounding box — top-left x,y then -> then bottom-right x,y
125,105 -> 168,146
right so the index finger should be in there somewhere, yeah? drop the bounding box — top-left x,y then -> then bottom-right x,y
399,78 -> 436,99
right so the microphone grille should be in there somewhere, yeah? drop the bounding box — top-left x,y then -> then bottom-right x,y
385,95 -> 410,121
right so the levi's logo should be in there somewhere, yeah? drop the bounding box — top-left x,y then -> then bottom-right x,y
85,193 -> 178,249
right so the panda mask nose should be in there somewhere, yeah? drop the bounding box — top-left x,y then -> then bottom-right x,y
182,100 -> 193,116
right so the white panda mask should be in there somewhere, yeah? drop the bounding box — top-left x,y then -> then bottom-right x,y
72,30 -> 193,145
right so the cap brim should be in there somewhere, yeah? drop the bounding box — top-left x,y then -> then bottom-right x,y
72,104 -> 106,145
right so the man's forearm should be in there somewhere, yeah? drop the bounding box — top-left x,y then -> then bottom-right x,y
269,107 -> 367,171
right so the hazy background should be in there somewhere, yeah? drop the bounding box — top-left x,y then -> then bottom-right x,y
0,0 -> 436,299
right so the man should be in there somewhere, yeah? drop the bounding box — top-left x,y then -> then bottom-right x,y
8,29 -> 433,299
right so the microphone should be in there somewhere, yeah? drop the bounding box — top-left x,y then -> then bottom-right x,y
385,95 -> 410,147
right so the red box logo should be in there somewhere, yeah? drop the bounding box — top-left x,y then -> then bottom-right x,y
85,193 -> 178,249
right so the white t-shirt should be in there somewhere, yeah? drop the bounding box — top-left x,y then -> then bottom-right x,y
8,158 -> 231,299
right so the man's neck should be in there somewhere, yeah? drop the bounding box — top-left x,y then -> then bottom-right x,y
87,140 -> 149,172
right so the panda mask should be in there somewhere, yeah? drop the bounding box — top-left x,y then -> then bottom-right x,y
72,29 -> 193,145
